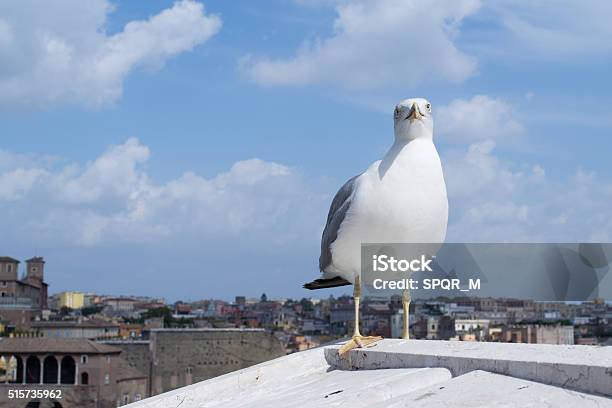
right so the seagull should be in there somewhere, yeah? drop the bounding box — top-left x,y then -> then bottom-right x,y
304,98 -> 448,355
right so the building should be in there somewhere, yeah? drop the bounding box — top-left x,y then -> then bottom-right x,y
534,325 -> 574,345
329,297 -> 354,335
426,316 -> 455,340
58,291 -> 85,309
119,323 -> 143,339
301,318 -> 329,334
31,319 -> 120,339
454,319 -> 491,340
391,313 -> 456,340
0,337 -> 146,407
503,324 -> 574,345
290,334 -> 320,352
0,256 -> 49,329
103,328 -> 285,397
442,303 -> 475,316
234,296 -> 246,309
362,302 -> 393,337
103,297 -> 139,313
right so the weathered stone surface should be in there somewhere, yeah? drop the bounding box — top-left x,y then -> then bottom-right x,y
377,370 -> 612,408
325,339 -> 612,397
128,339 -> 612,407
127,346 -> 452,408
104,340 -> 150,382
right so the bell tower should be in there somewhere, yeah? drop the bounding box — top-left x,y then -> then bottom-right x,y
0,257 -> 19,281
25,256 -> 48,309
25,256 -> 45,287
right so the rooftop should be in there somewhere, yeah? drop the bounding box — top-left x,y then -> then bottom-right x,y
31,319 -> 120,328
126,339 -> 612,408
104,297 -> 139,302
148,328 -> 266,332
0,338 -> 122,354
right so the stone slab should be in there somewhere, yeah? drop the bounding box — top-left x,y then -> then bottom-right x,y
325,339 -> 612,397
376,370 -> 612,407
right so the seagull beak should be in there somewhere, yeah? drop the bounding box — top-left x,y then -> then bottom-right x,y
406,103 -> 423,122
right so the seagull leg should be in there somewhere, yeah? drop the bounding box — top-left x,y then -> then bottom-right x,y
402,289 -> 411,340
338,275 -> 382,355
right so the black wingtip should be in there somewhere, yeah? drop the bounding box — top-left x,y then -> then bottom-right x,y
303,276 -> 351,290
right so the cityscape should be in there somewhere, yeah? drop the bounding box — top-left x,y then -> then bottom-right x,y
0,255 -> 610,407
2,0 -> 612,405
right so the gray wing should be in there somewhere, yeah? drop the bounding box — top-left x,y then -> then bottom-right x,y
319,174 -> 359,272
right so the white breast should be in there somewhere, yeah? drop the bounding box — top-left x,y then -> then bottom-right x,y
328,139 -> 448,282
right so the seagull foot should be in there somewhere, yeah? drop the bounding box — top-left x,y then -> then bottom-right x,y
338,335 -> 382,355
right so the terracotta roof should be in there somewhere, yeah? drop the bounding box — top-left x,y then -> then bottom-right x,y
0,338 -> 122,354
0,257 -> 19,263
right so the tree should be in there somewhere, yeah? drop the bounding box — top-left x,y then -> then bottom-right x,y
81,305 -> 103,317
260,293 -> 268,302
300,298 -> 314,312
142,307 -> 173,327
59,306 -> 73,317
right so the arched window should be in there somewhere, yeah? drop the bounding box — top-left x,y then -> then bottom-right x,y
25,356 -> 41,384
60,356 -> 75,384
81,372 -> 89,385
43,356 -> 58,384
11,356 -> 22,384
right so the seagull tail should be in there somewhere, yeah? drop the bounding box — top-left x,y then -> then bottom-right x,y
303,276 -> 351,290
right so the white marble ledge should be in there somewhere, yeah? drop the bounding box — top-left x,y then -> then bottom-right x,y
326,339 -> 612,397
377,370 -> 612,408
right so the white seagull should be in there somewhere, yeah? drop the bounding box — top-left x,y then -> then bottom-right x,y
304,98 -> 448,354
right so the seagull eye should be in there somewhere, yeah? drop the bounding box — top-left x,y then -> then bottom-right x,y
394,107 -> 400,119
426,103 -> 431,112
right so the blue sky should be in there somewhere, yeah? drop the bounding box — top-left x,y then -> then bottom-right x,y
1,0 -> 612,301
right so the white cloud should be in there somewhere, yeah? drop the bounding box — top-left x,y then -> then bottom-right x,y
52,138 -> 151,204
433,95 -> 612,242
444,140 -> 612,242
2,133 -> 612,251
436,95 -> 523,142
0,0 -> 221,108
0,139 -> 327,247
248,1 -> 612,92
245,0 -> 480,89
293,0 -> 345,6
0,168 -> 48,201
444,140 -> 523,200
493,1 -> 612,58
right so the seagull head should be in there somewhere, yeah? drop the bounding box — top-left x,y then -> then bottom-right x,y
393,98 -> 433,141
